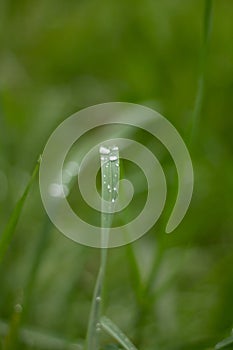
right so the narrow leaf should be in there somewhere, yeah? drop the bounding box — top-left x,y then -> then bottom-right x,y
215,334 -> 233,349
100,316 -> 138,350
85,146 -> 119,350
0,161 -> 39,263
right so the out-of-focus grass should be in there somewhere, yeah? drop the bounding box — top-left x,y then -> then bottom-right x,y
0,0 -> 233,349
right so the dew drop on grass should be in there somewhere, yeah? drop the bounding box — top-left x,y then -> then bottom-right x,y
99,146 -> 110,155
96,322 -> 101,332
109,155 -> 118,161
96,296 -> 101,302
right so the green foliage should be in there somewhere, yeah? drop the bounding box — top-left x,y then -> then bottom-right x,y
0,0 -> 233,349
0,162 -> 39,264
100,317 -> 138,350
215,333 -> 233,350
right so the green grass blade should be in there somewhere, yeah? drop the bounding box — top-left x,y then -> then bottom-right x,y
190,0 -> 213,142
0,160 -> 39,264
85,146 -> 120,350
100,316 -> 138,350
215,334 -> 233,349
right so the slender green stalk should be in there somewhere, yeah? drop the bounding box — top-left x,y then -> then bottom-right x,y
0,160 -> 40,264
190,0 -> 213,142
215,333 -> 233,349
85,146 -> 119,350
100,316 -> 138,350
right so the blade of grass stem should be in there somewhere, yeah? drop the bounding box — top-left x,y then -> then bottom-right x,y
100,316 -> 138,350
0,160 -> 40,264
215,334 -> 233,349
190,0 -> 213,142
85,146 -> 119,350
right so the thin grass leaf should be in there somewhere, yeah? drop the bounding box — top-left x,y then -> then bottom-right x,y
215,334 -> 233,349
100,316 -> 138,350
85,146 -> 120,350
0,160 -> 39,264
190,0 -> 213,142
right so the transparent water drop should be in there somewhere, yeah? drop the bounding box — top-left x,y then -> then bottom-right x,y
96,324 -> 101,333
96,296 -> 101,302
107,184 -> 111,189
99,146 -> 110,155
109,155 -> 118,161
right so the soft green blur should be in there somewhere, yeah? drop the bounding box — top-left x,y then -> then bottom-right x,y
0,0 -> 233,349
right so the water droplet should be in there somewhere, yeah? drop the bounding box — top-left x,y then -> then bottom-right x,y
99,146 -> 110,155
96,296 -> 101,302
112,146 -> 119,151
103,181 -> 106,184
111,199 -> 115,203
115,163 -> 119,167
109,155 -> 118,161
107,184 -> 111,189
113,187 -> 117,191
103,174 -> 106,178
96,324 -> 101,332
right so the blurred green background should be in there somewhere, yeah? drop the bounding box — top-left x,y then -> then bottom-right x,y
0,0 -> 233,349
